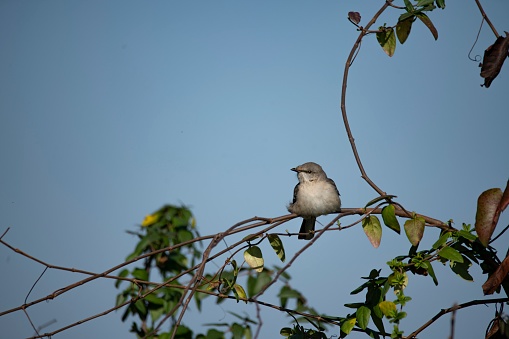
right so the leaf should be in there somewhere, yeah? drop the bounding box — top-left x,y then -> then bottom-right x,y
436,0 -> 446,9
416,0 -> 435,6
133,300 -> 147,316
381,204 -> 400,234
131,268 -> 149,281
356,306 -> 371,330
370,306 -> 386,334
233,284 -> 248,303
242,233 -> 262,242
348,11 -> 361,25
268,234 -> 285,262
396,17 -> 413,44
341,318 -> 356,335
423,260 -> 439,285
404,216 -> 425,246
493,180 -> 509,228
456,229 -> 477,242
475,188 -> 503,246
378,301 -> 397,318
247,271 -> 271,297
362,215 -> 382,248
403,0 -> 414,12
244,246 -> 264,272
280,328 -> 292,336
231,323 -> 244,339
416,13 -> 438,40
482,32 -> 509,85
432,232 -> 451,249
450,260 -> 474,281
438,246 -> 463,263
364,195 -> 397,208
115,269 -> 130,288
483,253 -> 509,295
376,27 -> 397,57
141,213 -> 159,227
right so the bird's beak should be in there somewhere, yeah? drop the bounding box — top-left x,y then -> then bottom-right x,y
291,167 -> 298,172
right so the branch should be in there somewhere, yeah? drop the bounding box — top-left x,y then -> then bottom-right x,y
405,298 -> 509,339
340,1 -> 391,196
474,0 -> 499,37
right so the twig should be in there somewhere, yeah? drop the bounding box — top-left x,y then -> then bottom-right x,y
252,214 -> 341,300
474,0 -> 499,37
405,298 -> 509,338
449,303 -> 457,339
340,1 -> 391,196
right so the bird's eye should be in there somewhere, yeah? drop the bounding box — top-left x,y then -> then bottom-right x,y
307,170 -> 312,173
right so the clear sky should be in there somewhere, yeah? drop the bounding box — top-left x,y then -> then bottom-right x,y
1,1 -> 508,338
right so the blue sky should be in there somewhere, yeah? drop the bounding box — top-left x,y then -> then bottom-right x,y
1,1 -> 508,338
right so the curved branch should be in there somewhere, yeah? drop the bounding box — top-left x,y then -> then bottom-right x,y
474,0 -> 499,37
405,298 -> 509,338
340,1 -> 391,196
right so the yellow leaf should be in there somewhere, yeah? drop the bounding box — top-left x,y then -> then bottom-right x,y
244,246 -> 264,273
141,213 -> 159,227
378,301 -> 397,318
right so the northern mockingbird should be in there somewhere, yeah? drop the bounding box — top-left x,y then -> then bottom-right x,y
287,162 -> 341,240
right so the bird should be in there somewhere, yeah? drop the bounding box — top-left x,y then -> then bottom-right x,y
287,162 -> 341,240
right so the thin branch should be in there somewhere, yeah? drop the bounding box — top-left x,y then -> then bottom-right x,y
405,298 -> 509,339
252,214 -> 342,300
340,1 -> 391,196
474,0 -> 499,37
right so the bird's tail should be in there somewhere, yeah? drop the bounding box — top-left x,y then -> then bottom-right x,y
298,217 -> 316,240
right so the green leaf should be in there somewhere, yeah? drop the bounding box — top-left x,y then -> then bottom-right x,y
131,268 -> 149,281
450,260 -> 473,281
247,271 -> 271,297
396,18 -> 413,44
362,215 -> 382,248
115,292 -> 128,307
115,269 -> 130,288
231,323 -> 244,339
268,234 -> 286,262
423,260 -> 438,285
381,204 -> 400,234
378,301 -> 397,318
133,300 -> 147,317
344,302 -> 366,309
475,188 -> 503,246
341,318 -> 356,335
144,293 -> 164,305
243,233 -> 262,242
403,0 -> 414,12
404,216 -> 425,246
376,27 -> 396,57
416,12 -> 438,40
199,329 -> 224,339
416,0 -> 435,6
356,306 -> 371,330
233,284 -> 248,303
244,325 -> 252,339
436,0 -> 446,9
370,306 -> 386,334
244,246 -> 264,272
399,12 -> 415,21
280,327 -> 293,337
457,229 -> 477,242
364,195 -> 396,208
438,246 -> 464,263
432,232 -> 451,249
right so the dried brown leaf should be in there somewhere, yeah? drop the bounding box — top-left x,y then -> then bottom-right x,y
481,32 -> 509,88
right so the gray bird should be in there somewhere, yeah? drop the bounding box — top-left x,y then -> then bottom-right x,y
287,162 -> 341,240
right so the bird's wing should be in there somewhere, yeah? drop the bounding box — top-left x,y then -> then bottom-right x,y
292,183 -> 300,203
327,178 -> 341,196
